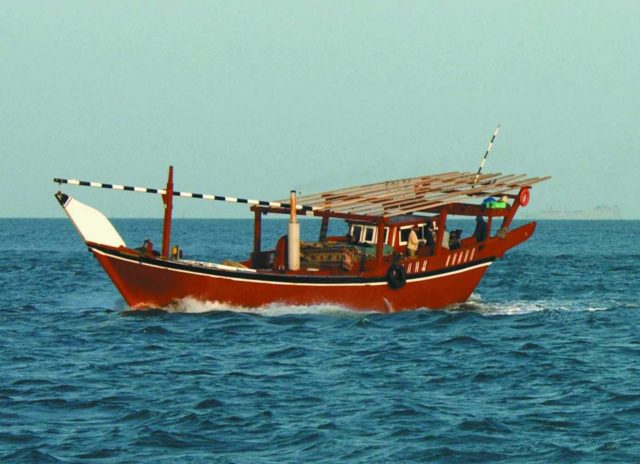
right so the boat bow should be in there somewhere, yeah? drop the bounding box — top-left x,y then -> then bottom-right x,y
55,192 -> 126,248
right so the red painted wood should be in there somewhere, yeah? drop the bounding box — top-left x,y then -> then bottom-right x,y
90,222 -> 536,312
161,166 -> 174,258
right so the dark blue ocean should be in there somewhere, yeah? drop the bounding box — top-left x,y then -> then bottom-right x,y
1,218 -> 639,463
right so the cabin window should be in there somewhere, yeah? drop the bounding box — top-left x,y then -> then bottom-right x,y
398,224 -> 426,245
363,227 -> 375,244
351,225 -> 363,242
384,227 -> 389,244
349,223 -> 381,245
398,226 -> 412,245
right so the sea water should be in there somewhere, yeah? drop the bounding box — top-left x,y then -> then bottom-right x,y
0,219 -> 638,463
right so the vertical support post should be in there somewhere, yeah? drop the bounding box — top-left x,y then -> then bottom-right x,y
487,213 -> 493,239
434,207 -> 448,256
252,208 -> 262,267
375,220 -> 385,266
319,214 -> 329,241
161,166 -> 174,258
287,190 -> 300,271
501,197 -> 517,229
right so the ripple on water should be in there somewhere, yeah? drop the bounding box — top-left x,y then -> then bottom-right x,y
194,398 -> 224,409
3,220 -> 640,463
1,448 -> 64,463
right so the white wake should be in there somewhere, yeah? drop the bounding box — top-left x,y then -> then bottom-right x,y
450,293 -> 612,316
161,297 -> 366,317
122,294 -> 615,317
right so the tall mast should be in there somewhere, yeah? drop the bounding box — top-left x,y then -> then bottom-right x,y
161,166 -> 174,258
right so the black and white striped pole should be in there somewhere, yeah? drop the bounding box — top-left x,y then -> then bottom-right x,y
53,177 -> 316,213
473,125 -> 501,186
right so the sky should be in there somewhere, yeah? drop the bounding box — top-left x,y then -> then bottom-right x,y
1,1 -> 639,218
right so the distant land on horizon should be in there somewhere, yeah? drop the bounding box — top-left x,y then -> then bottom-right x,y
520,205 -> 624,220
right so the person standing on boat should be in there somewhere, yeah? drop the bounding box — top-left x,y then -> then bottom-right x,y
474,215 -> 487,242
407,225 -> 420,257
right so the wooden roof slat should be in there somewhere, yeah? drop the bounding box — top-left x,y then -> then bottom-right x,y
273,171 -> 549,218
464,176 -> 551,198
350,180 -> 479,215
292,172 -> 451,204
297,172 -> 502,213
334,173 -> 525,216
382,175 -> 546,217
317,175 -> 538,216
308,172 -> 486,213
295,171 -> 464,205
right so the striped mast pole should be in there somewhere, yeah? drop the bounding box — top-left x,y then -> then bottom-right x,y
473,125 -> 501,186
53,176 -> 317,212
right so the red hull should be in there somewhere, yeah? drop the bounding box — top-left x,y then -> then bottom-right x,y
90,222 -> 535,312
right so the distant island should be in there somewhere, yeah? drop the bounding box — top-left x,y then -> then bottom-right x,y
520,205 -> 623,220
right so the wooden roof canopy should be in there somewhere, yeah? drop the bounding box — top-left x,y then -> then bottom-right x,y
276,171 -> 550,219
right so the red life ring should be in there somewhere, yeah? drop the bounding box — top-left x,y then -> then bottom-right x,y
519,189 -> 530,207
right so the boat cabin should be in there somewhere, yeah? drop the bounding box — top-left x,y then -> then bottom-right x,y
245,172 -> 542,275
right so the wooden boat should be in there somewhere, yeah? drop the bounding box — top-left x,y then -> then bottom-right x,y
54,167 -> 549,312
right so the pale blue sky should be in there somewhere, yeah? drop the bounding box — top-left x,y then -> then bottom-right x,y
1,1 -> 638,218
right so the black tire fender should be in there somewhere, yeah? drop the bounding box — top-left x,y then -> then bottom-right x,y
386,263 -> 407,289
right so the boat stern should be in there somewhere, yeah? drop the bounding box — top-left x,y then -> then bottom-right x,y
494,221 -> 537,258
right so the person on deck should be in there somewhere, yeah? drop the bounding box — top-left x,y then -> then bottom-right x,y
474,215 -> 487,242
407,225 -> 420,257
425,222 -> 436,249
